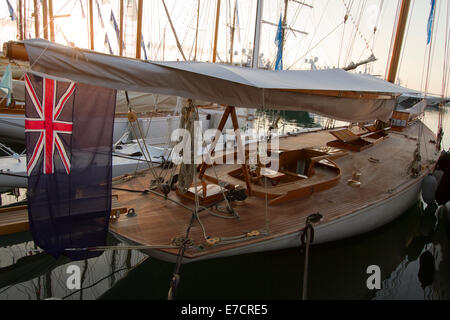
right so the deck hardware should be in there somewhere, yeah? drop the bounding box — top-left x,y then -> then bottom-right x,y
300,213 -> 322,300
126,208 -> 137,217
206,237 -> 221,246
247,230 -> 260,237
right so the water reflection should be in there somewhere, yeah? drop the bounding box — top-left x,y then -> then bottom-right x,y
0,233 -> 147,300
96,202 -> 449,300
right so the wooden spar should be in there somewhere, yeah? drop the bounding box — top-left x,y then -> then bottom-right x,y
34,0 -> 40,38
212,0 -> 221,63
282,0 -> 288,50
386,0 -> 411,84
161,0 -> 187,61
89,0 -> 94,50
119,0 -> 124,56
42,0 -> 48,40
252,0 -> 263,68
194,0 -> 200,61
18,0 -> 24,40
135,0 -> 143,59
48,0 -> 55,41
23,0 -> 27,39
229,0 -> 237,64
198,106 -> 252,195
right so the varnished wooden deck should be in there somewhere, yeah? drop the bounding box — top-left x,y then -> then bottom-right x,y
0,198 -> 126,237
109,121 -> 440,261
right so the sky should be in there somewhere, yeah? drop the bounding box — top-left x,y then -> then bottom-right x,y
0,0 -> 448,96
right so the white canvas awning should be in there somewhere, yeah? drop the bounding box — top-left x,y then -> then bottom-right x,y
21,39 -> 417,122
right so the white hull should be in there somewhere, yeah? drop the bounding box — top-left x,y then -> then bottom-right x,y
0,144 -> 172,189
112,174 -> 424,264
0,111 -> 249,146
0,113 -> 130,145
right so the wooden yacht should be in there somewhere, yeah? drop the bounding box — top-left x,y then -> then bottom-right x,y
108,120 -> 439,263
0,38 -> 442,264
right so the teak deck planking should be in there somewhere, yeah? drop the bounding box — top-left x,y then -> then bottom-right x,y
109,122 -> 440,260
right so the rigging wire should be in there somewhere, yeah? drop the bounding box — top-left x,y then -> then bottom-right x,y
288,20 -> 345,69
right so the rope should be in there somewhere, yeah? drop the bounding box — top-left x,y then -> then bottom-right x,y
300,213 -> 321,300
167,213 -> 196,300
64,244 -> 179,252
301,223 -> 314,300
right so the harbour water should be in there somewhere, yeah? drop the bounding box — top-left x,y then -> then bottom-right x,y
0,107 -> 448,300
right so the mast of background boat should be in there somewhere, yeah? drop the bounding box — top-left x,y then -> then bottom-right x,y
48,0 -> 55,41
212,0 -> 221,63
119,0 -> 124,56
88,0 -> 94,50
194,0 -> 200,61
33,0 -> 40,38
136,0 -> 143,59
17,0 -> 23,40
229,0 -> 237,64
42,0 -> 48,39
282,0 -> 288,50
252,0 -> 263,68
386,0 -> 411,84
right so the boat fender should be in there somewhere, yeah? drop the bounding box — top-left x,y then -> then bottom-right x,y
422,175 -> 438,205
433,170 -> 444,185
436,151 -> 450,171
436,167 -> 450,206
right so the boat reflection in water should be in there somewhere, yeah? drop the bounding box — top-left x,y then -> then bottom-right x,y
0,233 -> 147,300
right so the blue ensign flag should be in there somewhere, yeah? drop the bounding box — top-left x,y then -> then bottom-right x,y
275,15 -> 283,71
25,73 -> 116,261
427,0 -> 436,44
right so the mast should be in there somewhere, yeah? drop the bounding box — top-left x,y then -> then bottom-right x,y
119,0 -> 124,56
42,0 -> 48,39
229,0 -> 237,64
135,0 -> 143,59
23,0 -> 27,39
89,0 -> 94,50
386,0 -> 411,84
194,0 -> 200,61
34,0 -> 40,38
48,0 -> 55,41
212,0 -> 221,63
252,0 -> 263,68
282,0 -> 288,50
18,0 -> 24,40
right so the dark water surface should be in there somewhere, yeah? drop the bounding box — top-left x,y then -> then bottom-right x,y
0,108 -> 449,300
